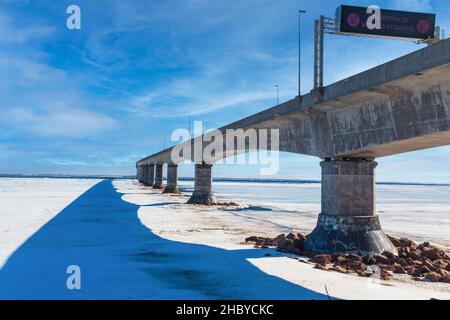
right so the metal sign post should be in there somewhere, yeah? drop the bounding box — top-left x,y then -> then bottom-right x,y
310,5 -> 443,102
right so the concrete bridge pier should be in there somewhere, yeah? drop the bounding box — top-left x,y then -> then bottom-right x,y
137,165 -> 145,183
136,165 -> 142,183
144,164 -> 155,186
187,163 -> 216,205
152,164 -> 164,189
141,165 -> 148,185
304,158 -> 397,255
163,163 -> 180,194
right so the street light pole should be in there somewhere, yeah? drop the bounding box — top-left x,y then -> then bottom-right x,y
275,85 -> 279,105
298,9 -> 307,98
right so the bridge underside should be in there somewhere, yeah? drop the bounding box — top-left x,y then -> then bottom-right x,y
137,39 -> 450,256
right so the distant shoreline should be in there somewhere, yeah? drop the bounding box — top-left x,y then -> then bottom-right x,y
1,173 -> 449,187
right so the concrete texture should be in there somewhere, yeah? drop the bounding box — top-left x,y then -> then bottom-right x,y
152,164 -> 164,189
144,164 -> 155,187
136,165 -> 142,183
136,39 -> 450,255
304,159 -> 397,255
187,164 -> 216,205
163,164 -> 180,194
136,38 -> 450,166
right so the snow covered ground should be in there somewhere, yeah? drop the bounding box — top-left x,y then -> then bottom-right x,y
0,178 -> 449,300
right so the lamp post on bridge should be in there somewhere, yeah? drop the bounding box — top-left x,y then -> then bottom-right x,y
275,85 -> 279,105
298,9 -> 307,99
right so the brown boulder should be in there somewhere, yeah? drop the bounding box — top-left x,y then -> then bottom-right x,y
314,264 -> 331,271
393,264 -> 406,274
362,255 -> 377,265
333,265 -> 348,274
309,254 -> 332,265
245,236 -> 258,243
379,264 -> 395,272
408,250 -> 422,261
440,275 -> 450,283
373,254 -> 390,265
399,238 -> 416,248
388,235 -> 401,248
419,265 -> 432,274
425,272 -> 441,283
382,251 -> 397,263
346,254 -> 363,262
421,247 -> 444,261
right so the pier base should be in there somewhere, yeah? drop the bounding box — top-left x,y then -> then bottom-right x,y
152,164 -> 164,189
163,164 -> 180,194
304,159 -> 396,255
137,165 -> 143,183
187,163 -> 216,205
144,164 -> 155,187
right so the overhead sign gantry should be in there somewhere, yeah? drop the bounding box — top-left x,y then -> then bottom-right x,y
310,5 -> 443,102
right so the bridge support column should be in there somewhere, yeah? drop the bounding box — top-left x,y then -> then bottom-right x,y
152,164 -> 164,189
163,164 -> 180,194
305,158 -> 396,255
187,163 -> 216,205
137,165 -> 143,183
144,164 -> 155,186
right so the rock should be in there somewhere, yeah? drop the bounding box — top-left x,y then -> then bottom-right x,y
405,257 -> 415,265
425,272 -> 441,283
408,250 -> 422,261
411,268 -> 422,277
446,264 -> 450,272
362,255 -> 377,265
380,271 -> 391,281
333,265 -> 348,274
286,233 -> 304,242
421,260 -> 437,272
404,266 -> 415,273
289,233 -> 305,250
419,265 -> 432,275
345,261 -> 366,272
422,242 -> 430,247
394,264 -> 406,274
421,247 -> 443,261
399,238 -> 416,248
440,275 -> 450,283
433,259 -> 448,268
346,254 -> 363,262
264,253 -> 272,257
335,256 -> 347,264
388,235 -> 401,248
379,264 -> 395,272
356,271 -> 373,277
438,269 -> 448,277
382,251 -> 397,263
245,236 -> 258,243
398,258 -> 409,267
314,264 -> 331,271
309,254 -> 332,265
373,254 -> 390,265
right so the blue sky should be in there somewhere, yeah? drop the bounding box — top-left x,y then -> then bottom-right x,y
1,0 -> 450,182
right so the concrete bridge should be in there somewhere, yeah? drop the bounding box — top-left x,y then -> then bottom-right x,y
136,38 -> 450,256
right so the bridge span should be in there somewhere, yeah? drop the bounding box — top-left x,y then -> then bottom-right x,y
136,38 -> 450,255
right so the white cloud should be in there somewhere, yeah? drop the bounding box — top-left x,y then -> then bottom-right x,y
0,11 -> 54,44
128,84 -> 275,119
6,107 -> 118,137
